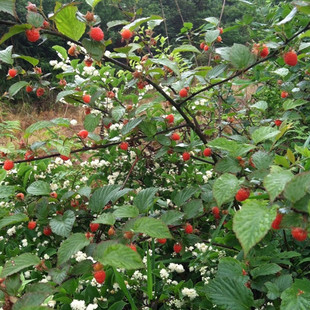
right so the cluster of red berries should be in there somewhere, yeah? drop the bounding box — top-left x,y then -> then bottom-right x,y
200,42 -> 209,52
212,206 -> 221,219
25,28 -> 40,42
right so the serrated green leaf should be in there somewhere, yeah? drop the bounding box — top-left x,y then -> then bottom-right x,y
133,217 -> 172,238
251,264 -> 281,279
24,120 -> 54,138
284,171 -> 310,203
1,253 -> 40,277
9,81 -> 28,97
125,16 -> 162,31
92,213 -> 116,225
250,101 -> 268,111
213,174 -> 239,207
215,157 -> 242,174
252,127 -> 280,144
183,199 -> 203,219
0,185 -> 15,199
172,44 -> 200,54
82,38 -> 105,61
229,44 -> 255,69
26,11 -> 44,28
89,185 -> 120,212
233,200 -> 277,256
0,0 -> 16,16
52,45 -> 68,61
134,187 -> 158,212
283,99 -> 307,111
56,90 -> 78,102
205,29 -> 220,44
12,54 -> 39,66
173,187 -> 197,207
84,113 -> 101,132
122,117 -> 144,135
57,233 -> 90,265
0,213 -> 28,230
251,151 -> 273,170
50,210 -> 75,237
0,45 -> 13,64
113,206 -> 139,218
85,0 -> 102,7
112,106 -> 125,122
27,181 -> 50,196
150,58 -> 180,76
161,210 -> 184,225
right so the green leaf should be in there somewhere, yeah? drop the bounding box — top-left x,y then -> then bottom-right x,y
27,181 -> 50,196
213,174 -> 239,207
85,0 -> 102,8
204,17 -> 219,25
1,253 -> 40,277
283,99 -> 307,111
205,29 -> 220,44
52,45 -> 68,61
49,265 -> 70,284
0,213 -> 28,230
229,44 -> 255,69
99,244 -> 144,269
84,113 -> 101,132
134,187 -> 158,212
133,217 -> 172,239
26,11 -> 44,28
183,199 -> 203,219
82,38 -> 105,61
161,210 -> 184,225
125,16 -> 162,31
264,169 -> 294,202
206,64 -> 227,79
233,200 -> 277,256
251,264 -> 281,279
24,120 -> 54,138
9,81 -> 28,97
251,127 -> 280,144
50,5 -> 86,41
172,44 -> 200,54
107,20 -> 127,29
207,277 -> 254,310
0,24 -> 32,45
112,106 -> 125,122
173,187 -> 197,207
251,151 -> 273,170
113,206 -> 139,218
89,185 -> 120,212
92,213 -> 116,225
284,172 -> 310,203
12,54 -> 39,66
250,101 -> 268,111
56,90 -> 78,102
281,279 -> 310,310
216,258 -> 246,279
0,0 -> 16,16
109,301 -> 127,310
0,185 -> 15,198
0,45 -> 13,64
208,137 -> 255,157
50,210 -> 75,237
57,233 -> 90,265
13,292 -> 51,310
215,157 -> 242,174
156,134 -> 171,146
122,117 -> 144,135
150,58 -> 180,76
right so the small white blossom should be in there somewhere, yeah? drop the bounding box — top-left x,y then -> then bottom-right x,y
70,119 -> 78,126
70,299 -> 86,310
181,287 -> 198,300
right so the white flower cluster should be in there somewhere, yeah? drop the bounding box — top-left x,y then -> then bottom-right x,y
70,300 -> 98,310
7,226 -> 16,236
159,268 -> 169,279
203,169 -> 213,182
166,299 -> 184,309
168,263 -> 185,273
181,287 -> 198,300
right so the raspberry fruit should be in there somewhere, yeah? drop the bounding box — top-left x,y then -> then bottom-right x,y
179,88 -> 188,98
90,223 -> 100,232
200,42 -> 205,50
171,133 -> 180,141
26,85 -> 33,93
68,45 -> 77,57
85,107 -> 91,115
204,45 -> 209,51
83,94 -> 91,104
43,21 -> 49,28
182,152 -> 191,161
124,231 -> 134,239
106,91 -> 115,99
94,270 -> 106,284
184,223 -> 193,234
235,188 -> 250,202
25,28 -> 40,42
78,130 -> 88,139
260,47 -> 269,58
157,238 -> 167,244
3,160 -> 14,171
60,155 -> 70,161
274,119 -> 282,127
271,214 -> 283,230
50,192 -> 58,199
291,227 -> 307,241
8,68 -> 17,78
217,36 -> 222,42
218,27 -> 223,34
71,199 -> 79,208
212,206 -> 221,219
24,150 -> 34,160
165,114 -> 174,124
119,142 -> 129,151
203,148 -> 212,157
89,27 -> 104,41
108,226 -> 115,236
36,88 -> 45,97
121,28 -> 133,40
128,243 -> 137,251
284,51 -> 298,66
16,193 -> 25,200
281,91 -> 289,98
43,226 -> 52,236
28,220 -> 36,230
173,243 -> 182,253
93,262 -> 103,271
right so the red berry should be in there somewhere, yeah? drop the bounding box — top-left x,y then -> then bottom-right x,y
128,243 -> 137,251
83,94 -> 91,104
34,67 -> 42,74
36,87 -> 45,97
124,231 -> 134,239
89,27 -> 104,41
165,114 -> 174,124
26,85 -> 33,93
173,243 -> 182,253
43,20 -> 49,28
71,199 -> 79,208
218,27 -> 223,34
235,188 -> 250,202
43,226 -> 52,236
16,193 -> 25,200
182,152 -> 191,161
271,214 -> 283,230
179,88 -> 188,98
260,47 -> 269,58
60,155 -> 70,161
3,160 -> 14,171
203,148 -> 212,157
28,220 -> 36,230
84,58 -> 93,67
50,192 -> 58,199
59,79 -> 66,86
90,223 -> 100,232
274,119 -> 282,127
157,238 -> 167,244
291,227 -> 307,241
24,150 -> 34,160
108,226 -> 115,236
85,107 -> 91,115
212,206 -> 221,219
171,133 -> 180,141
281,91 -> 289,98
200,42 -> 205,50
284,51 -> 298,66
25,28 -> 40,42
121,29 -> 133,40
119,142 -> 129,151
8,68 -> 17,78
78,130 -> 88,139
106,91 -> 115,99
204,45 -> 209,51
217,36 -> 222,42
94,270 -> 106,284
184,223 -> 193,234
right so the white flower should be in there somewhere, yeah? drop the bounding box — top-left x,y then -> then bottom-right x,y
74,251 -> 87,262
55,157 -> 63,165
7,226 -> 16,236
48,300 -> 56,308
113,283 -> 120,291
168,263 -> 184,273
44,254 -> 50,260
181,287 -> 198,300
159,269 -> 169,279
70,299 -> 86,310
50,183 -> 58,191
21,239 -> 28,247
70,119 -> 78,126
86,304 -> 98,310
24,271 -> 31,278
49,60 -> 58,66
